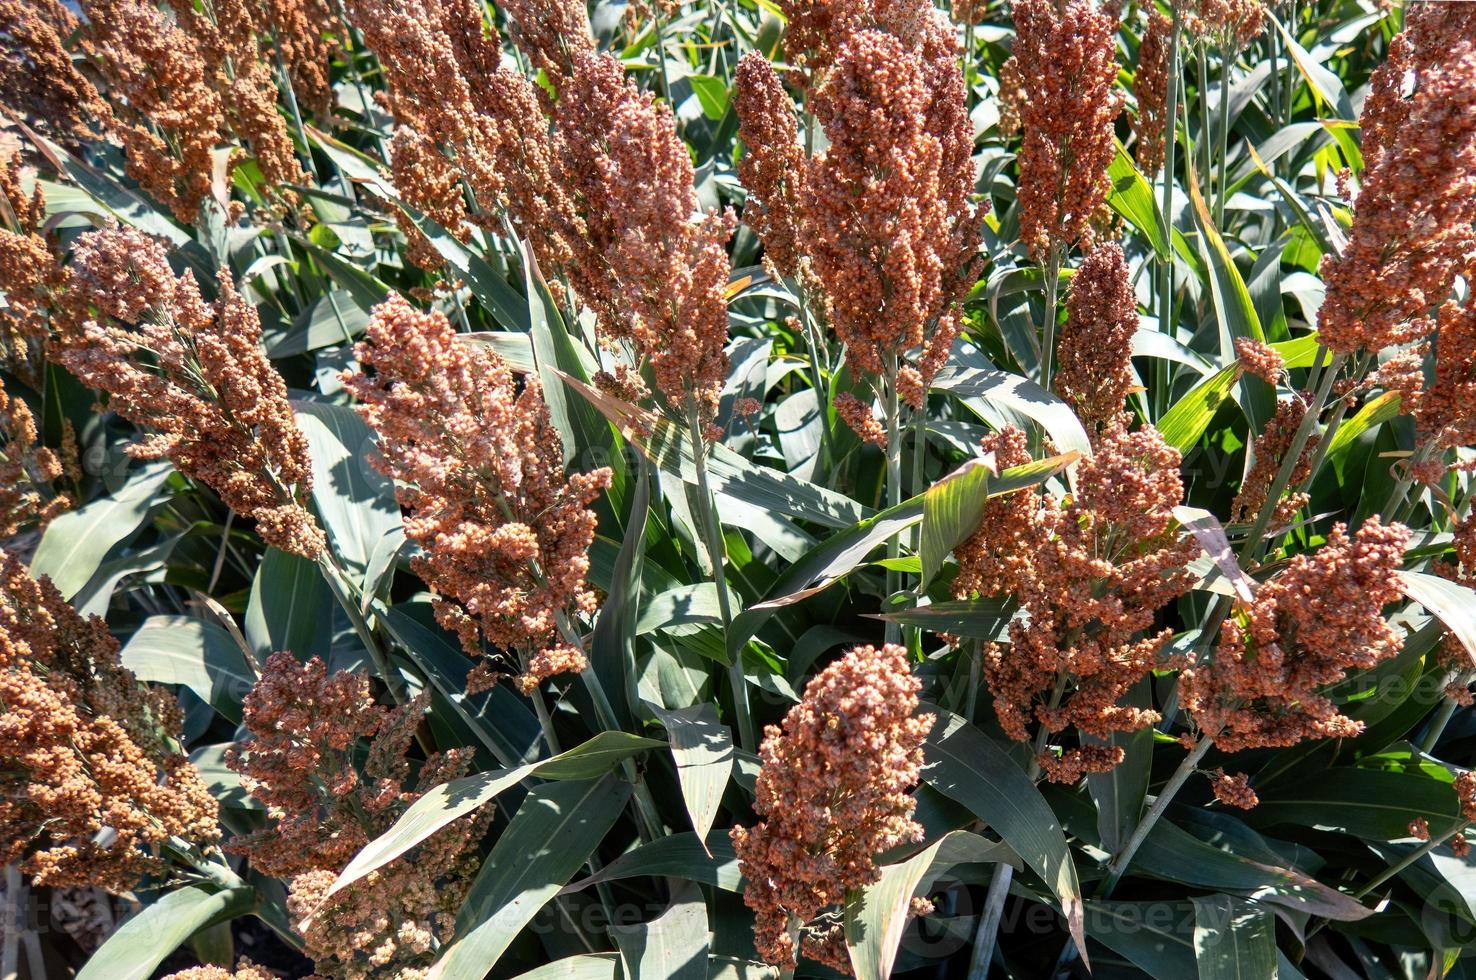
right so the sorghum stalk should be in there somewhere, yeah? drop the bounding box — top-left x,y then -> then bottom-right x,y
884,354 -> 903,646
967,674 -> 1069,979
1216,44 -> 1230,225
1158,6 -> 1181,350
316,551 -> 407,703
687,402 -> 757,752
1099,736 -> 1214,897
1038,248 -> 1063,393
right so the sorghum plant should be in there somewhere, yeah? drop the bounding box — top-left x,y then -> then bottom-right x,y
2,0 -> 1476,978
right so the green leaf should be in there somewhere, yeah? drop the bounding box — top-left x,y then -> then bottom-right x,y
844,836 -> 946,980
590,458 -> 650,726
1104,144 -> 1200,273
380,605 -> 543,767
728,453 -> 1077,659
1395,570 -> 1476,666
873,598 -> 1010,641
930,364 -> 1093,465
563,372 -> 867,529
31,461 -> 174,599
1326,390 -> 1401,462
120,616 -> 254,723
1085,900 -> 1197,979
649,704 -> 734,845
189,743 -> 260,810
1135,818 -> 1371,921
76,884 -> 255,980
325,732 -> 662,901
430,775 -> 632,980
245,547 -> 332,660
263,290 -> 370,357
1157,364 -> 1240,453
1190,895 -> 1278,980
294,400 -> 402,572
1251,768 -> 1463,839
1083,679 -> 1152,857
688,75 -> 731,120
612,881 -> 709,980
919,455 -> 997,589
562,832 -> 742,894
920,708 -> 1087,961
508,955 -> 622,980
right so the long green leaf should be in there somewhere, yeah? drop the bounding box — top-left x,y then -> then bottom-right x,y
919,455 -> 996,589
76,884 -> 254,980
1191,895 -> 1278,980
31,461 -> 174,599
121,616 -> 254,723
430,776 -> 632,980
245,547 -> 333,659
612,881 -> 709,980
562,832 -> 742,894
844,836 -> 946,980
293,400 -> 401,572
920,709 -> 1087,961
324,732 -> 661,900
1157,364 -> 1240,453
1396,570 -> 1476,666
650,703 -> 734,846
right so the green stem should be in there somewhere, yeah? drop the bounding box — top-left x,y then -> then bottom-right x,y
966,676 -> 1068,977
1216,45 -> 1230,227
687,405 -> 757,753
1420,672 -> 1472,754
1100,736 -> 1214,898
883,356 -> 903,646
1157,6 -> 1181,352
317,551 -> 406,703
1038,251 -> 1063,394
1358,824 -> 1467,900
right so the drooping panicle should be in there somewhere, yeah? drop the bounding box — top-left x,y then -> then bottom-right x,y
1053,242 -> 1139,439
251,0 -> 342,117
54,226 -> 324,558
0,156 -> 65,386
734,54 -> 807,280
1317,7 -> 1476,354
80,0 -> 227,220
1133,10 -> 1172,176
0,0 -> 112,148
731,644 -> 934,972
228,652 -> 490,978
1182,518 -> 1410,752
1011,0 -> 1124,261
0,551 -> 219,892
953,425 -> 1197,781
344,294 -> 611,694
0,383 -> 68,538
1231,395 -> 1319,528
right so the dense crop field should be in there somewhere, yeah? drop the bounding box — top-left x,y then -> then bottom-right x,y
1,0 -> 1474,977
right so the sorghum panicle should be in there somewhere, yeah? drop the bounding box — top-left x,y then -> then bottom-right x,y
229,652 -> 490,979
0,155 -> 64,386
1133,10 -> 1172,177
1012,0 -> 1124,261
1182,518 -> 1410,752
1318,7 -> 1476,354
55,226 -> 325,558
1230,395 -> 1318,528
734,54 -> 806,281
0,383 -> 69,538
0,551 -> 219,892
954,426 -> 1196,781
1189,0 -> 1264,52
344,294 -> 611,694
80,0 -> 227,220
252,0 -> 342,118
0,0 -> 112,149
556,50 -> 737,422
731,643 -> 934,973
803,25 -> 984,398
1053,242 -> 1139,439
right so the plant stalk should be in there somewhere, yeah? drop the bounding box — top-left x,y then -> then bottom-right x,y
1157,5 -> 1182,354
883,356 -> 904,646
1100,736 -> 1214,898
688,405 -> 757,753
